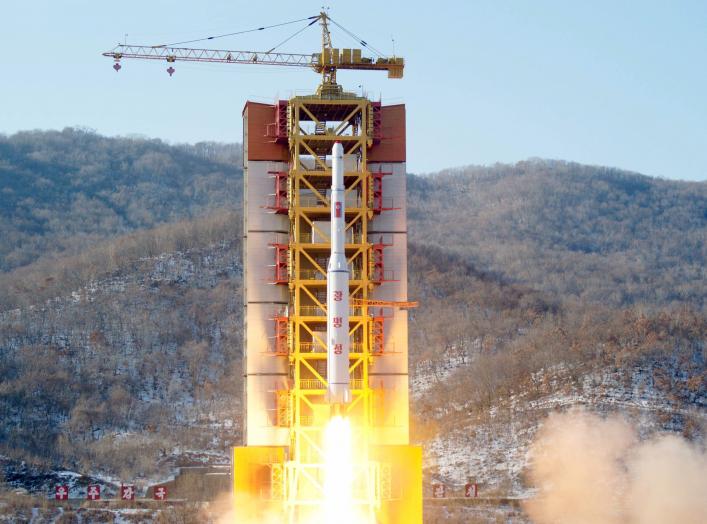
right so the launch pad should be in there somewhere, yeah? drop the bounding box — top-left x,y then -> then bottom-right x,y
238,85 -> 420,522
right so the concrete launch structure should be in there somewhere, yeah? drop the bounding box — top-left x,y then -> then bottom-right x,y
236,92 -> 421,522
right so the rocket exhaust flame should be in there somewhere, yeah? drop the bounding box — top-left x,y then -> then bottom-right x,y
319,145 -> 370,524
322,416 -> 355,524
327,142 -> 351,405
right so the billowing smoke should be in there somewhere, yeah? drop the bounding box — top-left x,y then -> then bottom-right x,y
524,410 -> 707,524
625,434 -> 707,524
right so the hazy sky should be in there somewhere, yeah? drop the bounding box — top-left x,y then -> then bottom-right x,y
1,0 -> 705,180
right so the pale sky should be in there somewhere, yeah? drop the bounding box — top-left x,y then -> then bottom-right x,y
1,0 -> 705,180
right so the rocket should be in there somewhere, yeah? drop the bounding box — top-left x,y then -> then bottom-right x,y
327,142 -> 351,406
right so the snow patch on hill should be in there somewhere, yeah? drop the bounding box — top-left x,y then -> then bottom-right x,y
420,363 -> 706,497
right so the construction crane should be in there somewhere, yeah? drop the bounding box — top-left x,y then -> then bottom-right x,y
103,11 -> 403,95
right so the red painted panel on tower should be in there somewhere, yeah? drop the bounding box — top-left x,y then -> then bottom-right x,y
368,104 -> 406,162
243,102 -> 289,162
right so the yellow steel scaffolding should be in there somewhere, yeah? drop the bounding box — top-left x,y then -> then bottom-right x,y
282,93 -> 379,521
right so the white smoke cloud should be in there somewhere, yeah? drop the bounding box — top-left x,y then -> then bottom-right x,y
625,434 -> 707,524
525,409 -> 707,524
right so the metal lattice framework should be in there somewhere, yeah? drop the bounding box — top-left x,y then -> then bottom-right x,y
280,93 -> 382,521
106,45 -> 317,66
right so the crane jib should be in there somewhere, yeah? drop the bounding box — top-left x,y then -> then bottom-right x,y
103,46 -> 403,77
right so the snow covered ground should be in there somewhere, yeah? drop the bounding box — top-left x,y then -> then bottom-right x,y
420,363 -> 705,498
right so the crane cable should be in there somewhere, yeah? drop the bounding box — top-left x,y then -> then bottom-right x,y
326,16 -> 387,58
266,18 -> 319,53
155,15 -> 319,48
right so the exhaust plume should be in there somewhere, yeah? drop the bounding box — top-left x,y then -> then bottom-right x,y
525,409 -> 707,524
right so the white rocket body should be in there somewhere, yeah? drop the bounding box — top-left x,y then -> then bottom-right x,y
327,142 -> 351,405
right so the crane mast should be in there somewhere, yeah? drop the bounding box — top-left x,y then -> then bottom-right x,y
318,10 -> 337,92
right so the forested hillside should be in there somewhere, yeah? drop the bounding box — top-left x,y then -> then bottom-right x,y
2,129 -> 703,306
0,213 -> 243,478
0,128 -> 241,271
408,242 -> 705,501
408,160 -> 706,309
1,216 -> 702,501
0,131 -> 704,521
